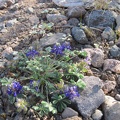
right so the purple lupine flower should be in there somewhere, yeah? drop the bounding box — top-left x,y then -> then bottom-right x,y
26,49 -> 39,58
61,42 -> 71,51
51,42 -> 71,55
29,80 -> 40,92
64,86 -> 80,100
7,81 -> 22,97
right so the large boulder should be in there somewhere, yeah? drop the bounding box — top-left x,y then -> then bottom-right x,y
38,33 -> 67,48
84,10 -> 116,28
102,95 -> 120,120
71,76 -> 105,118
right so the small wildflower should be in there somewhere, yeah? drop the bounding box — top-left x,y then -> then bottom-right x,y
7,81 -> 22,97
29,80 -> 40,92
26,49 -> 39,58
51,42 -> 71,55
64,86 -> 80,100
15,98 -> 28,112
84,57 -> 91,65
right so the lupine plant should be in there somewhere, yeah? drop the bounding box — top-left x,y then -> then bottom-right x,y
0,42 -> 91,119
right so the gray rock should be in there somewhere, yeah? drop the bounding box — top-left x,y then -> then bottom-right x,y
117,75 -> 120,85
0,61 -> 5,69
6,19 -> 18,27
14,114 -> 23,120
84,48 -> 104,68
29,15 -> 39,25
101,27 -> 116,41
72,76 -> 105,118
116,15 -> 120,26
115,94 -> 120,101
102,81 -> 116,94
67,6 -> 86,18
0,1 -> 7,10
102,95 -> 120,120
62,107 -> 78,119
68,18 -> 79,26
46,14 -> 67,24
103,59 -> 120,74
27,7 -> 34,14
109,45 -> 120,57
63,116 -> 82,120
84,10 -> 116,28
71,27 -> 88,44
0,23 -> 5,30
39,33 -> 66,48
52,0 -> 94,7
6,0 -> 15,6
4,53 -> 14,60
92,109 -> 103,120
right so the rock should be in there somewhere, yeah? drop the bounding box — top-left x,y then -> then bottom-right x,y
6,19 -> 18,27
67,6 -> 86,18
14,114 -> 23,120
101,27 -> 116,41
2,47 -> 13,58
116,14 -> 120,25
71,27 -> 88,44
6,0 -> 15,6
0,1 -> 7,9
62,107 -> 78,119
92,109 -> 103,120
0,22 -> 5,31
102,81 -> 116,94
102,95 -> 120,120
84,10 -> 116,28
109,45 -> 120,57
27,7 -> 34,14
72,76 -> 105,118
84,48 -> 104,68
115,94 -> 120,101
29,15 -> 39,25
52,0 -> 94,7
63,116 -> 82,120
68,18 -> 79,26
0,61 -> 5,69
38,33 -> 66,48
117,75 -> 120,85
103,59 -> 120,73
46,14 -> 67,24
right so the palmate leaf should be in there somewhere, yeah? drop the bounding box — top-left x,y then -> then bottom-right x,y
0,77 -> 14,86
24,86 -> 45,99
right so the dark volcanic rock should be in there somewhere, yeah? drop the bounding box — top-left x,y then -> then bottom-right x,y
84,10 -> 116,28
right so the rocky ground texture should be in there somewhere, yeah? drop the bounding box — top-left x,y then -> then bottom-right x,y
0,0 -> 120,120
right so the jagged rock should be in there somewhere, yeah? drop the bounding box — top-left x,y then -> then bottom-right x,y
71,76 -> 105,118
103,59 -> 120,73
84,10 -> 116,28
102,95 -> 120,120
